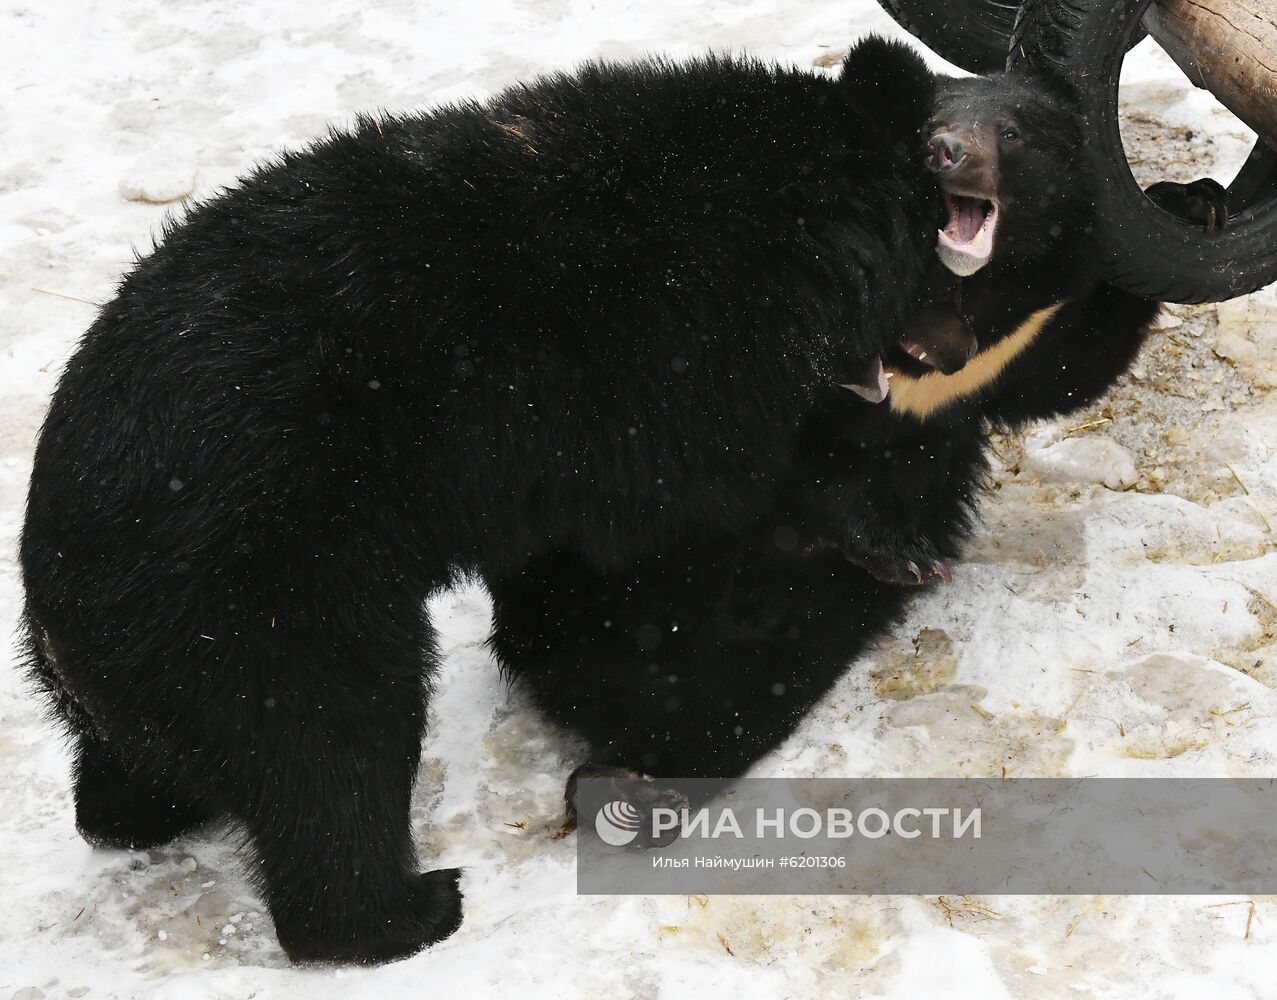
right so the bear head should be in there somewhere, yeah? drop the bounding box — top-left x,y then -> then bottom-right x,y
925,69 -> 1094,276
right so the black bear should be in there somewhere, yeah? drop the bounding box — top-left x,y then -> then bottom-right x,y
20,38 -> 951,964
489,74 -> 1227,810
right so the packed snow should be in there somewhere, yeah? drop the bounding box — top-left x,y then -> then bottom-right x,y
2,1 -> 1276,997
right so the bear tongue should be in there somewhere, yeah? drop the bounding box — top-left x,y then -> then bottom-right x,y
943,195 -> 987,244
957,197 -> 984,242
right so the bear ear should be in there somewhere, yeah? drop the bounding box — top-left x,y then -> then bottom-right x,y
838,35 -> 938,140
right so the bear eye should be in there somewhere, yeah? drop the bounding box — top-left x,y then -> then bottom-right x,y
1001,127 -> 1021,143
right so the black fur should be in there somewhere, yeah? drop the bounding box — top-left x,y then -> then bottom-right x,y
491,69 -> 1167,805
20,38 -> 944,964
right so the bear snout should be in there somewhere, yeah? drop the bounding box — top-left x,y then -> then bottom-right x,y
927,132 -> 967,173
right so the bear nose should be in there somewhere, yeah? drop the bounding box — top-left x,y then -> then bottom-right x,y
927,133 -> 967,173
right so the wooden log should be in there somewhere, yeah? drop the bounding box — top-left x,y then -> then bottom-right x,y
1143,0 -> 1277,150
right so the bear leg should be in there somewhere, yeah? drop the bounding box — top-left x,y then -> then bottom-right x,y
227,632 -> 463,965
490,530 -> 904,790
61,581 -> 464,965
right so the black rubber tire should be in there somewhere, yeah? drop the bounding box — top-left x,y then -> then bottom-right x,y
873,0 -> 1143,74
873,0 -> 1021,72
1010,0 -> 1277,303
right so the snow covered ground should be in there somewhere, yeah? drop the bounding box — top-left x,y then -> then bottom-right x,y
2,0 -> 1276,996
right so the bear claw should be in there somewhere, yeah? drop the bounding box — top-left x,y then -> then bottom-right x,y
844,548 -> 952,587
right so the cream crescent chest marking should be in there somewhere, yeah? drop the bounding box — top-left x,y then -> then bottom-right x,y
885,300 -> 1068,421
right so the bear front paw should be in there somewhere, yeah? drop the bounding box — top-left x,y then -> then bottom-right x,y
842,536 -> 952,586
1145,178 -> 1228,232
564,763 -> 690,848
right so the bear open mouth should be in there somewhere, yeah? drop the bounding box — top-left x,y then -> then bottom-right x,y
900,340 -> 934,365
890,339 -> 947,375
937,194 -> 999,277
